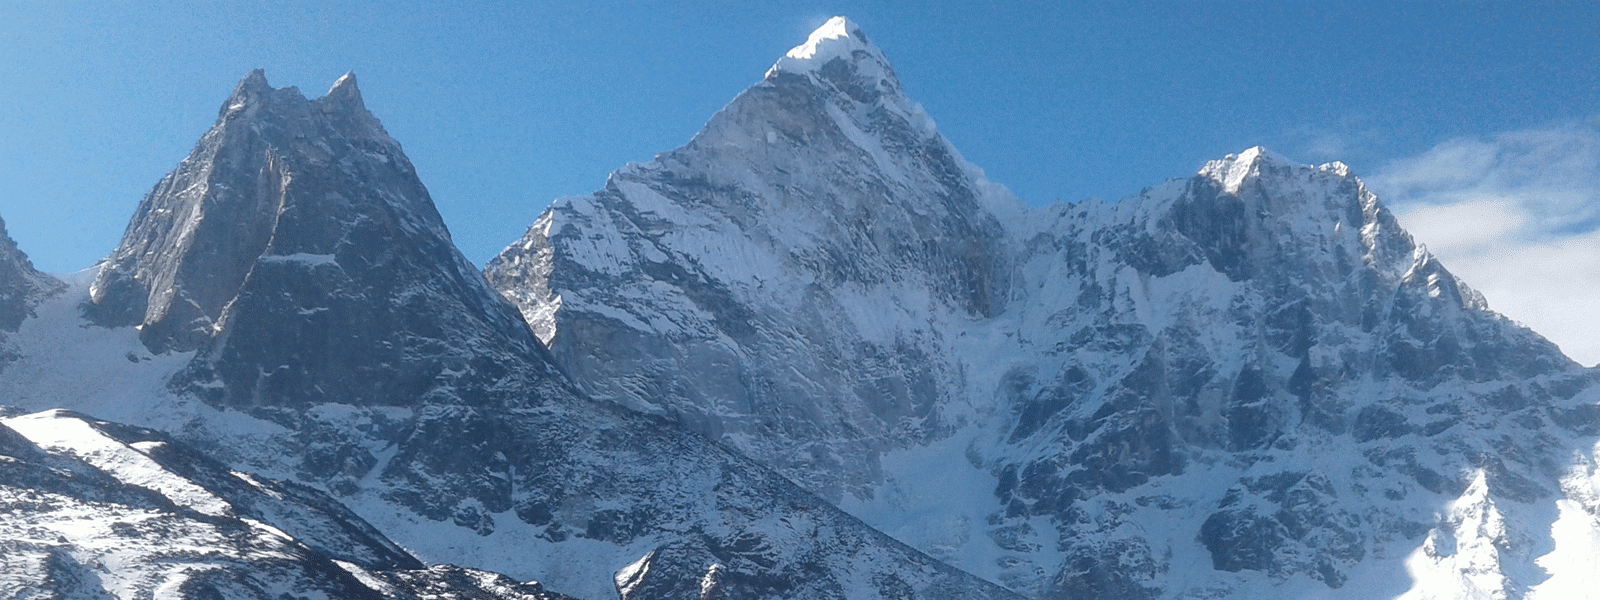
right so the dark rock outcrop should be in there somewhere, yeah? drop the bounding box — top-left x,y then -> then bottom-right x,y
0,215 -> 61,333
0,215 -> 61,373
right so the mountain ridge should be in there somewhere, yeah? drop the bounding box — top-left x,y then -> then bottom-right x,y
484,17 -> 1600,599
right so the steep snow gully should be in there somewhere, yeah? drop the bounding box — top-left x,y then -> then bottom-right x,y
5,15 -> 1600,600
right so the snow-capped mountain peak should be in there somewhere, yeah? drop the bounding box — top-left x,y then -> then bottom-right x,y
487,16 -> 1020,502
767,16 -> 909,114
777,16 -> 875,66
1198,145 -> 1298,194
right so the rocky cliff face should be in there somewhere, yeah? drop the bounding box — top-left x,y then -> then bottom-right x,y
85,70 -> 554,413
486,18 -> 1600,600
0,215 -> 61,372
0,216 -> 60,333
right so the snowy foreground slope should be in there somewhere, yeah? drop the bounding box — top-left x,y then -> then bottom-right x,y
488,17 -> 1600,600
0,67 -> 1016,599
0,407 -> 577,599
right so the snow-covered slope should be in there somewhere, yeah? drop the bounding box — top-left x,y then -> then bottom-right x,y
0,70 -> 1018,600
0,407 -> 577,600
487,17 -> 1600,600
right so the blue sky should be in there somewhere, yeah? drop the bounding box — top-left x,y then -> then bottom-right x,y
2,1 -> 1598,361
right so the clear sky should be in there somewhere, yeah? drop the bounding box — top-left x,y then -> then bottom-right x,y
2,1 -> 1598,363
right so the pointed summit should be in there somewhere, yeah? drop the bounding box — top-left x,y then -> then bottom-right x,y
327,70 -> 359,98
319,70 -> 366,111
767,16 -> 903,106
218,68 -> 274,118
236,68 -> 269,92
312,70 -> 384,138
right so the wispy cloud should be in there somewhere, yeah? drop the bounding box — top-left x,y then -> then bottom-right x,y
1286,114 -> 1387,163
1366,119 -> 1600,367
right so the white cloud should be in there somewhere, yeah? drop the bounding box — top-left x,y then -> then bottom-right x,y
1303,131 -> 1348,160
1396,198 -> 1526,254
1368,120 -> 1600,367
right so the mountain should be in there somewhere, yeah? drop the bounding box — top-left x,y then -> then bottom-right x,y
486,15 -> 1015,501
0,68 -> 1018,600
0,406 -> 575,600
84,69 -> 555,410
6,14 -> 1600,600
486,17 -> 1600,600
973,148 -> 1600,598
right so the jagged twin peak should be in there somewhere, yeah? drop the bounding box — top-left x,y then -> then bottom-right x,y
86,70 -> 550,408
487,15 -> 1018,499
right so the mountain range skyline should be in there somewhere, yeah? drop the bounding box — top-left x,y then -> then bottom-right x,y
4,3 -> 1597,365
